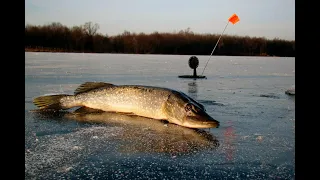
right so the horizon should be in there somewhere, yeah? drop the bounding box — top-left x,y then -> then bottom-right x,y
25,0 -> 295,41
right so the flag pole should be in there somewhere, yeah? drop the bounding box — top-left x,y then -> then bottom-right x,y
201,21 -> 230,76
201,14 -> 239,76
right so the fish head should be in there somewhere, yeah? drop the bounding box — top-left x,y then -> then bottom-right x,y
164,91 -> 220,129
182,103 -> 220,128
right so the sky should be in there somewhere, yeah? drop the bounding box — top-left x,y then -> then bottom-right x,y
25,0 -> 295,41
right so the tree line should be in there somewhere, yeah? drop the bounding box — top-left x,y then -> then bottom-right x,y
25,22 -> 295,57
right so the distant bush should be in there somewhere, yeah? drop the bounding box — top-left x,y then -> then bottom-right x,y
25,22 -> 295,57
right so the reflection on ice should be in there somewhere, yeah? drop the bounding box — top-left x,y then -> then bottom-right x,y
31,108 -> 220,155
26,109 -> 220,178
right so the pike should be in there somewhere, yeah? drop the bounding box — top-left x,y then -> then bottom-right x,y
33,82 -> 220,128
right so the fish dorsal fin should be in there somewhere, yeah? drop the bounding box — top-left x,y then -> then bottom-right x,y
74,82 -> 114,95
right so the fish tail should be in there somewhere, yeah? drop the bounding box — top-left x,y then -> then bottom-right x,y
33,94 -> 72,110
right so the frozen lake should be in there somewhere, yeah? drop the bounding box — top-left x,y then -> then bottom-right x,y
25,52 -> 295,179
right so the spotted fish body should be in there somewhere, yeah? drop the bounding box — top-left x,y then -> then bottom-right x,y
33,82 -> 219,128
62,85 -> 171,120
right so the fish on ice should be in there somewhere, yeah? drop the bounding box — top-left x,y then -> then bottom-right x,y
32,82 -> 220,129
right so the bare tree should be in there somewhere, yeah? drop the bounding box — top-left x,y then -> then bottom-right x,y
83,22 -> 100,36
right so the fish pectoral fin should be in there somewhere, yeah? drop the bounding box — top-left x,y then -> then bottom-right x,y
74,82 -> 115,95
74,106 -> 105,114
159,119 -> 169,124
114,111 -> 137,116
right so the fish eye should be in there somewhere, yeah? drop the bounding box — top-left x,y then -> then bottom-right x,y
185,103 -> 193,112
185,103 -> 201,114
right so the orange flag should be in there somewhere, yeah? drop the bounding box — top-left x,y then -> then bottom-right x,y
228,14 -> 240,24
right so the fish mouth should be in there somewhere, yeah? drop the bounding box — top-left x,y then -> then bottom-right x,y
183,115 -> 220,129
